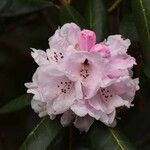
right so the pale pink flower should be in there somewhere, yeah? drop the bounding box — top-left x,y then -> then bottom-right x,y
90,36 -> 136,87
63,49 -> 136,92
31,23 -> 81,66
105,35 -> 135,72
49,23 -> 81,51
31,48 -> 49,66
92,43 -> 111,58
60,110 -> 94,132
31,99 -> 47,117
71,78 -> 139,126
62,51 -> 106,98
73,115 -> 94,132
31,47 -> 68,66
25,65 -> 83,115
60,110 -> 75,127
106,34 -> 131,56
25,23 -> 139,132
101,54 -> 136,87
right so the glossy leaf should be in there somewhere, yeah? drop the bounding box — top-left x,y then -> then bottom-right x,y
84,0 -> 108,42
60,5 -> 87,28
0,94 -> 32,114
0,0 -> 53,17
20,117 -> 63,150
132,0 -> 150,78
88,124 -> 135,150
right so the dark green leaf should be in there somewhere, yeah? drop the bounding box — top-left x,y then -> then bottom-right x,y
120,14 -> 139,41
60,5 -> 87,28
84,0 -> 108,42
0,94 -> 32,114
0,0 -> 53,17
88,124 -> 135,150
132,0 -> 150,78
20,117 -> 63,150
0,0 -> 7,15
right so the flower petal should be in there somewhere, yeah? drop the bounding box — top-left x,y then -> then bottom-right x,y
46,48 -> 65,65
106,35 -> 131,56
48,29 -> 68,50
100,110 -> 116,126
49,23 -> 80,50
111,78 -> 139,102
31,48 -> 49,66
63,52 -> 104,98
74,115 -> 94,132
31,99 -> 47,117
52,86 -> 76,114
60,111 -> 75,127
71,99 -> 87,117
108,54 -> 136,70
107,95 -> 130,111
60,23 -> 80,45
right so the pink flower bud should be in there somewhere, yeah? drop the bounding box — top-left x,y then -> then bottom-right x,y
78,29 -> 96,51
92,43 -> 111,58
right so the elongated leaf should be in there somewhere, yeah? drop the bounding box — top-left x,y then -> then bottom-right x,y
0,94 -> 32,114
20,117 -> 63,150
0,0 -> 53,17
85,0 -> 108,42
88,124 -> 135,150
60,5 -> 87,28
132,0 -> 150,78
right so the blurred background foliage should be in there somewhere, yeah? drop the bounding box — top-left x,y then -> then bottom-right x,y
0,0 -> 150,149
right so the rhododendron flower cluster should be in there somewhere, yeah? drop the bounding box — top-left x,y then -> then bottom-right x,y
25,23 -> 139,132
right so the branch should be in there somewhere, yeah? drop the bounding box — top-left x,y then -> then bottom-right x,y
107,0 -> 123,13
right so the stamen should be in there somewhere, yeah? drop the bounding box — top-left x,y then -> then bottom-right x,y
84,59 -> 89,65
100,88 -> 113,102
50,51 -> 64,63
80,59 -> 90,79
57,80 -> 73,94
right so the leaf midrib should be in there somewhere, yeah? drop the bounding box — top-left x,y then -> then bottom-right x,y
139,0 -> 150,42
109,128 -> 124,150
20,118 -> 46,149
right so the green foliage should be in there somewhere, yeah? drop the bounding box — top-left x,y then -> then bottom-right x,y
0,94 -> 32,114
60,5 -> 87,28
20,117 -> 63,150
120,14 -> 138,41
87,124 -> 135,150
132,0 -> 150,78
0,0 -> 53,17
84,0 -> 108,42
60,0 -> 108,41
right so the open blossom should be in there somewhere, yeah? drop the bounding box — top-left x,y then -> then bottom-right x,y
25,23 -> 139,132
71,78 -> 139,126
25,65 -> 83,117
31,23 -> 81,67
62,51 -> 106,98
